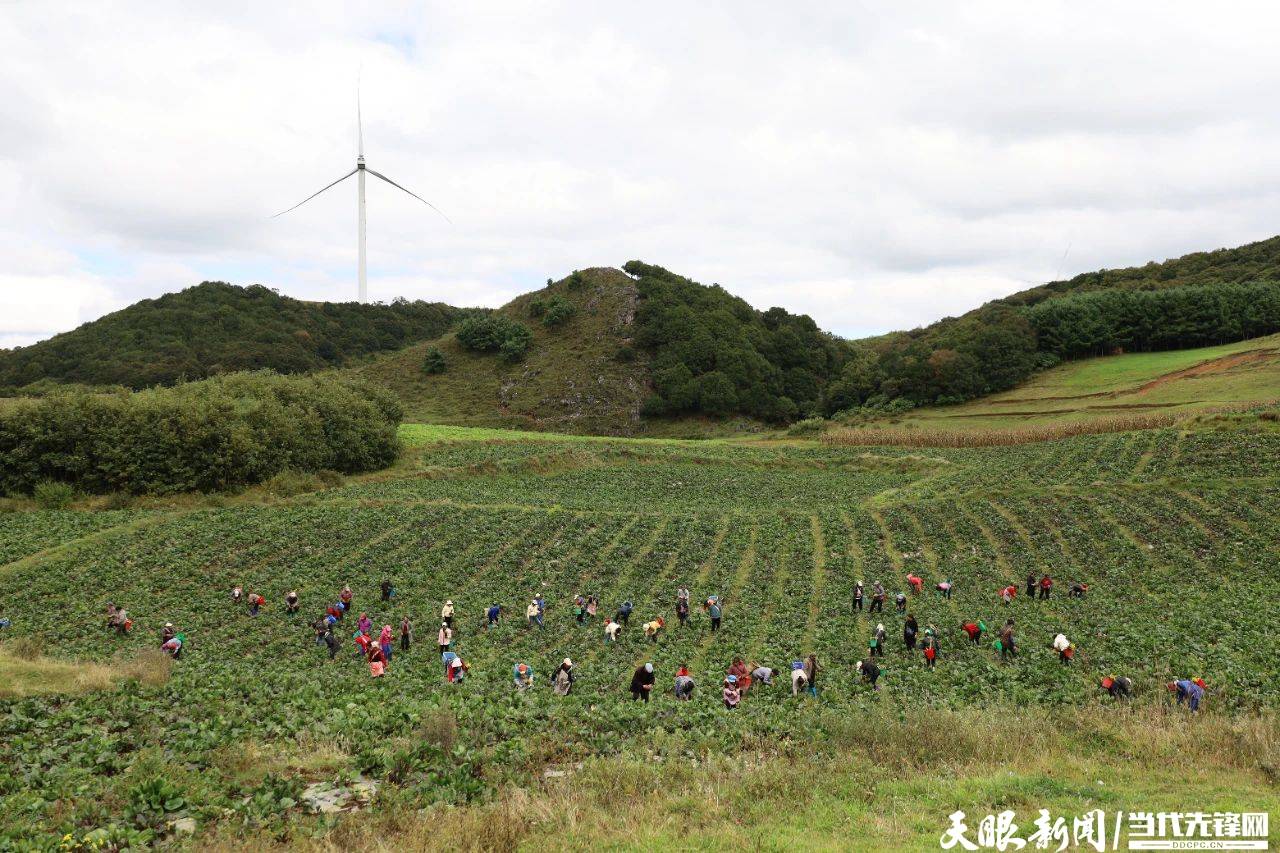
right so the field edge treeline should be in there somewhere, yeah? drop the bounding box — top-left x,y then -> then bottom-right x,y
0,372 -> 403,496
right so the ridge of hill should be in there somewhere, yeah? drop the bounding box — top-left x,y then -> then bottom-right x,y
5,235 -> 1280,434
0,281 -> 468,390
351,268 -> 657,435
999,233 -> 1280,307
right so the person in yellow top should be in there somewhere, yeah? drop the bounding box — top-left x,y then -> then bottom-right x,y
642,616 -> 665,643
440,600 -> 454,629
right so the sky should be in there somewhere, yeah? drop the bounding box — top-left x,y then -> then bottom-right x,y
3,2 -> 1280,349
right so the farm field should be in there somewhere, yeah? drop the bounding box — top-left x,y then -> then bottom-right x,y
2,414 -> 1279,848
860,333 -> 1280,434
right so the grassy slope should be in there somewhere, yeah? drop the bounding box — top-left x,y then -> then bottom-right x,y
351,268 -> 656,436
867,332 -> 1280,433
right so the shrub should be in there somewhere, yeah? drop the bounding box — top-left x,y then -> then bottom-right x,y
0,372 -> 402,495
530,296 -> 576,327
1033,351 -> 1062,371
499,326 -> 533,363
422,347 -> 447,375
541,298 -> 575,328
786,417 -> 827,436
614,345 -> 636,363
456,317 -> 533,358
32,480 -> 75,509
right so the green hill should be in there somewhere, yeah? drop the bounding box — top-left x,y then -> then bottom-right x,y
828,332 -> 1280,443
350,267 -> 655,435
0,282 -> 467,390
831,237 -> 1280,415
351,263 -> 850,435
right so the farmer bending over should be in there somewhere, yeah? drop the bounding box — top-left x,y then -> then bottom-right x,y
630,663 -> 656,702
857,659 -> 880,690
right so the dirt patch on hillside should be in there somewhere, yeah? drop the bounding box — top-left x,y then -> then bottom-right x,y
1131,349 -> 1278,394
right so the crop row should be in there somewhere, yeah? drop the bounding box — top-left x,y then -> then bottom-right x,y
0,509 -> 138,566
2,442 -> 1279,842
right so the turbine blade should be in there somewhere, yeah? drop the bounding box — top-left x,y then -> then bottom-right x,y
271,168 -> 358,218
365,168 -> 452,224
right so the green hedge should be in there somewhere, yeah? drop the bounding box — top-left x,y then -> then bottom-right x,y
0,372 -> 403,495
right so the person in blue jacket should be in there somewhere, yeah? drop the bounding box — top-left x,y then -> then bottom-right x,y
1169,678 -> 1205,712
615,600 -> 634,626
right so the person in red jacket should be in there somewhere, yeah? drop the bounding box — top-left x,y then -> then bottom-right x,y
906,573 -> 924,594
961,620 -> 984,645
1038,575 -> 1053,600
1000,585 -> 1017,605
727,658 -> 752,693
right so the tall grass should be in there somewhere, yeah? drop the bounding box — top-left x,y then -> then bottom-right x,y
0,644 -> 172,698
204,704 -> 1279,852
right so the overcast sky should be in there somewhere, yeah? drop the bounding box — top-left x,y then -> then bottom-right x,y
3,2 -> 1280,348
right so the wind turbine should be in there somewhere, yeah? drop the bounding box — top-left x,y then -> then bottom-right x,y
274,92 -> 449,303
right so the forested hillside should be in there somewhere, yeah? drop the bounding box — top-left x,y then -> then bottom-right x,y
828,237 -> 1280,414
1002,234 -> 1280,307
0,282 -> 467,390
627,261 -> 847,422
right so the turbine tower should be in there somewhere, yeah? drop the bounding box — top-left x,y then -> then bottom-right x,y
274,91 -> 449,303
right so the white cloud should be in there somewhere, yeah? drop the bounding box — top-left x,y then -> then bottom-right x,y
3,1 -> 1280,346
0,273 -> 119,348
